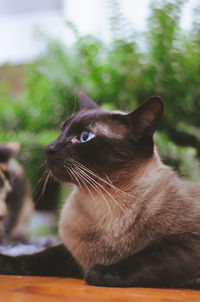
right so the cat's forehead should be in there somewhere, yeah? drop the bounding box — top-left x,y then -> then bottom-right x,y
62,109 -> 127,138
73,109 -> 110,124
62,109 -> 106,129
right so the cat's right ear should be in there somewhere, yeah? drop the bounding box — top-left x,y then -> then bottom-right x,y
79,93 -> 100,110
127,96 -> 164,138
0,142 -> 20,163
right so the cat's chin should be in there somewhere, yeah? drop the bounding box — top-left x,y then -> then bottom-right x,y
49,167 -> 71,183
46,157 -> 69,182
46,162 -> 69,183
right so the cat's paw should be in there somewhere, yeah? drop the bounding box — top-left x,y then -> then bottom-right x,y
85,264 -> 106,286
84,264 -> 123,287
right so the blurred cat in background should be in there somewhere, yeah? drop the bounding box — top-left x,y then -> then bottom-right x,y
0,142 -> 34,242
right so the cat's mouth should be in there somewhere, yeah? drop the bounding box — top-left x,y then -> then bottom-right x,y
46,156 -> 67,182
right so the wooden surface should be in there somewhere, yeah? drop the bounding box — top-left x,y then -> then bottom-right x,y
0,275 -> 200,302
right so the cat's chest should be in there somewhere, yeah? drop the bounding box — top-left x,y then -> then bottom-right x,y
60,189 -> 132,237
59,188 -> 137,267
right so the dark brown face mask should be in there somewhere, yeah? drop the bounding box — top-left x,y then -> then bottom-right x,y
46,94 -> 163,184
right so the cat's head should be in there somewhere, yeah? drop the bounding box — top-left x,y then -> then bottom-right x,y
0,142 -> 20,233
46,95 -> 163,185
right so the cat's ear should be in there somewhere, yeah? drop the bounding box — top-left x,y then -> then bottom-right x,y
127,96 -> 164,137
0,142 -> 20,163
79,93 -> 100,110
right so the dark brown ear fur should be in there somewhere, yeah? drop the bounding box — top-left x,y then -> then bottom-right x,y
127,96 -> 164,138
0,143 -> 20,163
0,147 -> 14,163
79,93 -> 100,110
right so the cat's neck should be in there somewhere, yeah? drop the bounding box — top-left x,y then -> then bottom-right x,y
99,147 -> 170,196
72,147 -> 174,215
128,147 -> 173,191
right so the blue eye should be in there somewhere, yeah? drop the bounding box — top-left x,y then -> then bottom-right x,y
80,131 -> 94,143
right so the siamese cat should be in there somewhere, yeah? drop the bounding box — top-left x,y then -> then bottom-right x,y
0,95 -> 200,289
0,142 -> 33,242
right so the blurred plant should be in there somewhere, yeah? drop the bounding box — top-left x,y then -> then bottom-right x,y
1,0 -> 200,210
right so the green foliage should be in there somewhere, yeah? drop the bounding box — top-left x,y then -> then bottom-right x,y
1,0 -> 200,209
156,132 -> 200,182
142,0 -> 200,129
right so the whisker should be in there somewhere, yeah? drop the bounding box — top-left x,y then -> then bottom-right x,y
33,168 -> 49,198
76,162 -> 136,199
41,171 -> 51,195
33,169 -> 53,206
64,163 -> 82,188
74,166 -> 112,217
72,167 -> 97,203
75,165 -> 125,213
64,163 -> 97,206
34,168 -> 48,190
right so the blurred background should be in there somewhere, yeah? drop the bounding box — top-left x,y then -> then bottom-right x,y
0,0 -> 200,234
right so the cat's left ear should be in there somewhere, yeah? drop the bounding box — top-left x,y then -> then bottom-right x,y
127,96 -> 164,137
79,93 -> 100,110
